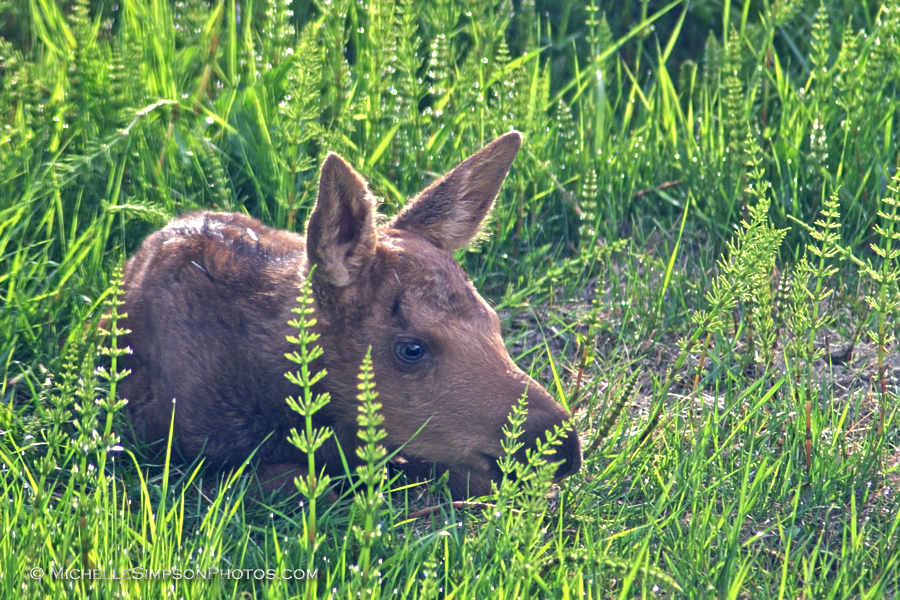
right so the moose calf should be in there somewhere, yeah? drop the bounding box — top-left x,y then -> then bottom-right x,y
118,132 -> 581,498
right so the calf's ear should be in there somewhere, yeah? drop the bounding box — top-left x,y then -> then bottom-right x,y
306,153 -> 377,287
390,131 -> 522,253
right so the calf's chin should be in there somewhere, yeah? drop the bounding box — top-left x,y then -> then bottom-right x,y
118,131 -> 581,499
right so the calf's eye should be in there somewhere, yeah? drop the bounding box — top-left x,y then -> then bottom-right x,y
394,340 -> 426,364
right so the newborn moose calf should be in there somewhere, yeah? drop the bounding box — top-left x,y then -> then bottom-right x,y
118,132 -> 581,498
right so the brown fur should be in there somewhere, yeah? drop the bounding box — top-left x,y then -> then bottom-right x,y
118,132 -> 581,498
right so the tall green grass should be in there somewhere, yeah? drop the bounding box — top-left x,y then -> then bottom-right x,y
1,0 -> 898,597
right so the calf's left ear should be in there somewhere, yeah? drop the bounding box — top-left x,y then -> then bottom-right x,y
306,153 -> 377,287
390,131 -> 522,253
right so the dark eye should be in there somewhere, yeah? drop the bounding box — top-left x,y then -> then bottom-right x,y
394,340 -> 426,364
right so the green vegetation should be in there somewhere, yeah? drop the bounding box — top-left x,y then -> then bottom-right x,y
2,0 -> 899,596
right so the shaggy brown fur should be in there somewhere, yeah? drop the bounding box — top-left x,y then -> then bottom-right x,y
118,132 -> 581,498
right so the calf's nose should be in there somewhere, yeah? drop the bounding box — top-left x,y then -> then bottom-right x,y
552,427 -> 582,480
519,392 -> 582,482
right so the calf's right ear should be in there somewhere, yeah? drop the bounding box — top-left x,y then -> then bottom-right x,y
305,153 -> 377,288
390,131 -> 522,253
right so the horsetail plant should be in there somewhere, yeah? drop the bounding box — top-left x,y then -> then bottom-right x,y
642,129 -> 786,445
28,341 -> 81,505
784,190 -> 840,378
491,392 -> 568,598
582,368 -> 639,462
285,264 -> 332,579
739,130 -> 788,375
783,190 -> 840,473
790,174 -> 900,442
95,266 -> 130,480
350,347 -> 387,598
866,172 -> 900,435
271,25 -> 323,228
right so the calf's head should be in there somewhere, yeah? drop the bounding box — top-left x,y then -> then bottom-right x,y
305,132 -> 581,496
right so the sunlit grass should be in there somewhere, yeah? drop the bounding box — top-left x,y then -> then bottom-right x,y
1,0 -> 898,597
